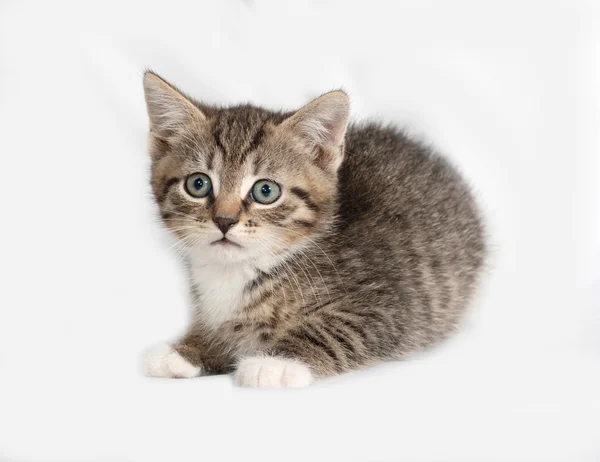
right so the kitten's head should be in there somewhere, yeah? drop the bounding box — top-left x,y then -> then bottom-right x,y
142,72 -> 350,266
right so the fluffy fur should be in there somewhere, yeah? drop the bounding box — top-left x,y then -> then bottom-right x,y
141,71 -> 486,388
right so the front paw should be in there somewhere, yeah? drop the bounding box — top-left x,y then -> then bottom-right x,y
143,343 -> 201,378
234,356 -> 314,388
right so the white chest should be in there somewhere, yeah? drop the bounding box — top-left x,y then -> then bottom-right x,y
189,260 -> 254,330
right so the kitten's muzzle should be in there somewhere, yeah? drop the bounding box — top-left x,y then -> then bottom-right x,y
213,216 -> 238,235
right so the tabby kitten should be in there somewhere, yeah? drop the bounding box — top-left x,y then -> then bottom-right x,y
142,71 -> 486,388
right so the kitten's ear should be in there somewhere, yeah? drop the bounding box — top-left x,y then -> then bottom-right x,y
280,91 -> 350,172
143,72 -> 206,138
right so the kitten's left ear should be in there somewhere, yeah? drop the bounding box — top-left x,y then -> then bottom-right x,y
143,71 -> 206,138
280,91 -> 350,172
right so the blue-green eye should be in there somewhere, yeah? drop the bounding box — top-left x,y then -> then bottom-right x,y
184,173 -> 212,198
251,179 -> 281,205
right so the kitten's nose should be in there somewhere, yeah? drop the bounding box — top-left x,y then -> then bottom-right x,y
214,216 -> 238,235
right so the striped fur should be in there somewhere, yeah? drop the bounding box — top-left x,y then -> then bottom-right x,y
142,71 -> 486,386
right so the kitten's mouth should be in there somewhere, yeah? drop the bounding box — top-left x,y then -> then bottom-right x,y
211,237 -> 242,248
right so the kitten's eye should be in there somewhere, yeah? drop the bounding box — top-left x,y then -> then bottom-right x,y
184,173 -> 212,198
251,180 -> 281,205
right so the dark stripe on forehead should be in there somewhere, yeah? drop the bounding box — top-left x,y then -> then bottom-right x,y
290,187 -> 320,213
206,150 -> 215,172
213,126 -> 228,156
244,122 -> 266,155
252,156 -> 264,177
204,107 -> 276,175
246,122 -> 267,175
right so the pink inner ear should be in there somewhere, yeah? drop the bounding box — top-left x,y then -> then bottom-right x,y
315,146 -> 329,169
320,116 -> 347,148
279,91 -> 350,171
314,145 -> 343,171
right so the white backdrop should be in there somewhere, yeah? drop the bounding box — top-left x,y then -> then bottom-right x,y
0,1 -> 598,461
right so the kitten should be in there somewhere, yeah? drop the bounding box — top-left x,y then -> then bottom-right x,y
141,71 -> 486,388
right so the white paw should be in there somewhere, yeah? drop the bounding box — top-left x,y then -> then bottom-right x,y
234,356 -> 314,388
143,344 -> 201,378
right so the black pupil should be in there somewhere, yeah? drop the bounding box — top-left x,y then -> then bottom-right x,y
261,184 -> 271,196
194,177 -> 204,190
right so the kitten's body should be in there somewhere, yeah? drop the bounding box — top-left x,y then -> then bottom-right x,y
142,73 -> 486,387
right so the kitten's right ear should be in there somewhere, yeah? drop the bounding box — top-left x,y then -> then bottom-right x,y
143,72 -> 206,139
